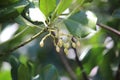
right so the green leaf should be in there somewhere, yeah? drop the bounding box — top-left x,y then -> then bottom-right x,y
0,70 -> 12,80
19,55 -> 28,65
64,10 -> 97,37
54,0 -> 72,15
9,56 -> 20,80
84,0 -> 93,3
15,15 -> 34,26
76,0 -> 93,4
40,0 -> 56,17
82,47 -> 104,74
76,0 -> 85,5
18,63 -> 32,80
69,0 -> 93,13
41,64 -> 60,80
99,59 -> 114,80
0,0 -> 29,22
0,0 -> 19,7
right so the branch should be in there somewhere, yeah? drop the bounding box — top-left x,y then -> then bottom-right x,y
72,37 -> 89,80
97,23 -> 120,36
59,47 -> 77,80
74,48 -> 89,80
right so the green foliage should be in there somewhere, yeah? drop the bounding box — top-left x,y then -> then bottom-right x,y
0,70 -> 12,80
40,0 -> 56,17
40,64 -> 60,80
0,0 -> 29,22
0,0 -> 120,80
0,0 -> 19,7
18,63 -> 31,80
9,56 -> 19,80
64,10 -> 97,37
54,0 -> 72,15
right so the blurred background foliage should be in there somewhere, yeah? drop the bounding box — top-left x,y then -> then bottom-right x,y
0,0 -> 120,80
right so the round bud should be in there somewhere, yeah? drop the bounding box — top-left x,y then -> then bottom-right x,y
64,43 -> 70,49
64,48 -> 68,54
56,46 -> 60,53
58,39 -> 63,47
72,42 -> 76,48
76,41 -> 80,47
39,40 -> 44,47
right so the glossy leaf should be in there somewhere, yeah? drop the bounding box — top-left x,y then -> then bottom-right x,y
15,15 -> 34,26
69,0 -> 93,13
0,70 -> 12,80
82,47 -> 104,74
76,0 -> 84,5
9,56 -> 20,80
41,64 -> 60,80
99,58 -> 114,80
40,0 -> 56,17
18,63 -> 32,80
54,0 -> 72,15
64,10 -> 97,37
76,0 -> 93,4
0,0 -> 19,7
0,0 -> 29,22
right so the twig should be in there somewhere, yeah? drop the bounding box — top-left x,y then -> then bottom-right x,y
0,26 -> 30,46
59,47 -> 77,80
8,29 -> 45,53
0,28 -> 45,57
97,23 -> 120,36
72,37 -> 89,80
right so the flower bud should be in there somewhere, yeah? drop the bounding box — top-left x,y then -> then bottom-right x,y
76,41 -> 80,47
72,42 -> 76,48
39,40 -> 44,47
64,48 -> 68,54
58,39 -> 63,47
56,46 -> 60,53
64,43 -> 70,49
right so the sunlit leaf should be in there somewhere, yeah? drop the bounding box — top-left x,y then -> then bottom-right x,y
54,0 -> 72,16
40,0 -> 56,17
0,70 -> 12,80
64,10 -> 97,37
99,58 -> 114,80
82,47 -> 104,74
